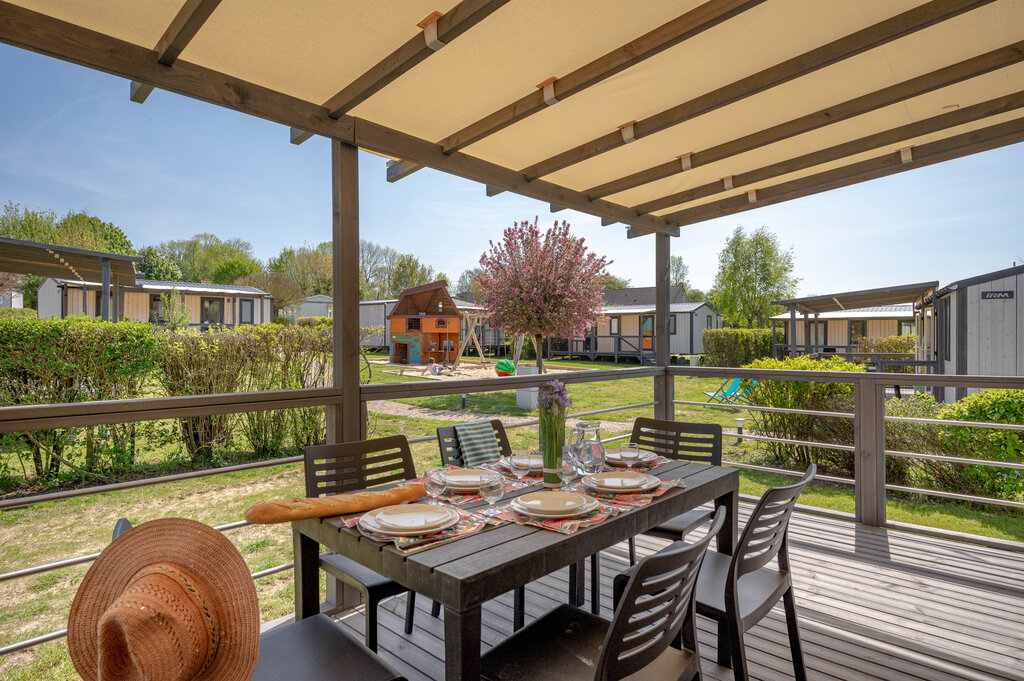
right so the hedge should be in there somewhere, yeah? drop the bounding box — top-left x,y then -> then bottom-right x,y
859,334 -> 916,354
939,389 -> 1024,500
702,328 -> 780,366
0,307 -> 36,319
297,316 -> 333,327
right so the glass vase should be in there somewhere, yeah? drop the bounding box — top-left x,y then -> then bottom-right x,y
539,410 -> 565,489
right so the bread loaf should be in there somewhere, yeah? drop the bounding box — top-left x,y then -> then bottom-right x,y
245,482 -> 426,524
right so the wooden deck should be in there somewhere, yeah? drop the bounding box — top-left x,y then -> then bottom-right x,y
329,509 -> 1024,681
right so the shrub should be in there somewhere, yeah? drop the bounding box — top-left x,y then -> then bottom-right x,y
858,334 -> 916,354
272,313 -> 291,325
939,390 -> 1024,501
297,316 -> 332,327
883,392 -> 941,487
0,307 -> 35,319
742,356 -> 864,476
703,328 -> 780,367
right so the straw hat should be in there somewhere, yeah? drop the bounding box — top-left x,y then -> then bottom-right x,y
68,518 -> 260,681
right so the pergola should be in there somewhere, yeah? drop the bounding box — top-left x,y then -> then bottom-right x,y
0,236 -> 140,321
1,0 -> 1021,442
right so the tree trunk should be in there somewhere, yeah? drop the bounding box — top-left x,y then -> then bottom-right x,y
534,334 -> 545,374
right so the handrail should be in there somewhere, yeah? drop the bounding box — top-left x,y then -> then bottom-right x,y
674,398 -> 855,419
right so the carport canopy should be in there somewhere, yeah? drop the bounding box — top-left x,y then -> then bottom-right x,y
772,281 -> 940,315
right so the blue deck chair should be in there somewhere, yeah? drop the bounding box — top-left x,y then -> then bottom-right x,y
704,378 -> 755,405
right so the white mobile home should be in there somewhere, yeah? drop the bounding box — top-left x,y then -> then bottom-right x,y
289,294 -> 334,323
770,305 -> 917,353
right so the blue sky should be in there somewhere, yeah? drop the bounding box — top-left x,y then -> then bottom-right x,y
1,43 -> 1022,296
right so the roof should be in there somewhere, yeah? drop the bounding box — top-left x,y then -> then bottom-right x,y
54,278 -> 271,296
3,3 -> 1020,236
603,302 -> 711,315
0,237 -> 139,282
771,281 -> 938,314
771,304 -> 915,320
303,294 -> 333,303
388,280 -> 460,317
933,263 -> 1024,299
602,285 -> 688,306
360,299 -> 398,305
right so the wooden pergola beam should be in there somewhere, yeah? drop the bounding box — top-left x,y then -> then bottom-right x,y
518,0 -> 996,181
662,117 -> 1024,227
386,159 -> 424,183
130,0 -> 222,104
291,0 -> 509,146
0,2 -> 675,236
592,41 -> 1024,202
634,88 -> 1024,215
439,0 -> 766,154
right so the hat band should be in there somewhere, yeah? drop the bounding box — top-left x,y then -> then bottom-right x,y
129,565 -> 219,674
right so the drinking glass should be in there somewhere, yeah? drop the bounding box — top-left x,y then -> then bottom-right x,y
558,455 -> 578,491
620,443 -> 641,469
478,472 -> 505,516
423,467 -> 446,505
508,454 -> 531,488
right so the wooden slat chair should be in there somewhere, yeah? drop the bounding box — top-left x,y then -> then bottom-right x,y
305,435 -> 420,652
111,520 -> 405,681
627,418 -> 723,565
480,507 -> 726,681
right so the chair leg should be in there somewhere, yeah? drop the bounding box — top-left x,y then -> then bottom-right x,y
404,591 -> 416,635
715,616 -> 731,668
513,586 -> 525,631
783,587 -> 808,681
727,616 -> 749,681
589,553 -> 600,615
431,600 -> 441,618
628,537 -> 637,566
365,595 -> 380,653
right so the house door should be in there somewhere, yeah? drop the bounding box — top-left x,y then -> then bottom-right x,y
641,314 -> 654,350
394,342 -> 409,364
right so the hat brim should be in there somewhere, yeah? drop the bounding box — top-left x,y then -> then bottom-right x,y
68,518 -> 260,681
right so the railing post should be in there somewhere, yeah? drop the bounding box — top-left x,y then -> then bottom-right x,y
853,378 -> 886,526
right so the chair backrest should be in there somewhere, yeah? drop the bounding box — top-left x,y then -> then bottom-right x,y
112,518 -> 133,540
595,507 -> 726,681
630,417 -> 722,466
732,464 -> 816,579
435,419 -> 512,466
722,377 -> 743,395
304,435 -> 416,498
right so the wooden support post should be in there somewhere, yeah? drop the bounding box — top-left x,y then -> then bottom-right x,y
81,286 -> 87,316
854,379 -> 886,527
788,306 -> 797,358
653,233 -> 673,420
100,258 -> 110,322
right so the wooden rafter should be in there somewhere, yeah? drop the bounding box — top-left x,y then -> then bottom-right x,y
518,0 -> 997,181
591,42 -> 1024,201
636,89 -> 1024,216
439,0 -> 766,154
290,0 -> 509,146
661,117 -> 1024,227
386,159 -> 424,183
129,0 -> 222,104
0,2 -> 676,236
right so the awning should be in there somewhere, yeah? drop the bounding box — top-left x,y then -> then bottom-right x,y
0,237 -> 139,282
772,281 -> 939,315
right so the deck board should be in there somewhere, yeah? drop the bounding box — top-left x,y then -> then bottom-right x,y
331,509 -> 1024,681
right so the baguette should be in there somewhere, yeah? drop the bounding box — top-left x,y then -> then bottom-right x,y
245,482 -> 426,524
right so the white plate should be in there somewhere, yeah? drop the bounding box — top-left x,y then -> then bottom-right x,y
360,505 -> 460,536
583,471 -> 660,493
605,447 -> 657,467
511,496 -> 599,519
505,453 -> 543,472
515,491 -> 589,514
441,469 -> 493,490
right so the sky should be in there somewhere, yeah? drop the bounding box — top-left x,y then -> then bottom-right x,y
1,43 -> 1023,297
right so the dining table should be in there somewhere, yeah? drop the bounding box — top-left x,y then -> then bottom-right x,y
292,459 -> 739,681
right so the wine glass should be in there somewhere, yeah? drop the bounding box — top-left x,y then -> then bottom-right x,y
620,443 -> 641,469
558,454 -> 578,491
508,454 -> 531,488
478,472 -> 505,516
423,467 -> 447,505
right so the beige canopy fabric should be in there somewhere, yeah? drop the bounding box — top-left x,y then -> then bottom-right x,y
1,0 -> 1021,236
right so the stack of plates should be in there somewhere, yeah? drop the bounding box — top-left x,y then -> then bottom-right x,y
441,468 -> 492,492
510,491 -> 599,519
604,447 -> 657,467
582,471 -> 660,493
504,453 -> 543,472
358,504 -> 460,536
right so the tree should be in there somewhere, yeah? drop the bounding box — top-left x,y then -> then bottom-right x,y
603,274 -> 632,289
136,246 -> 181,281
454,268 -> 483,300
669,255 -> 689,289
158,290 -> 190,331
686,288 -> 707,302
477,218 -> 609,372
212,255 -> 261,284
710,226 -> 799,328
236,271 -> 304,314
269,242 -> 332,296
158,233 -> 257,282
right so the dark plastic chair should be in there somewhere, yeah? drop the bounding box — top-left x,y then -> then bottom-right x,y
627,418 -> 723,565
111,519 -> 404,681
305,435 -> 419,652
694,464 -> 815,681
481,508 -> 726,681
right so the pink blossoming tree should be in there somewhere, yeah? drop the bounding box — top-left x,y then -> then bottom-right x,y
477,218 -> 609,373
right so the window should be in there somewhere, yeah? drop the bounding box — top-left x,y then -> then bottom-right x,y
407,317 -> 421,331
436,317 -> 447,328
668,314 -> 677,335
849,320 -> 867,346
200,297 -> 223,325
150,294 -> 163,323
327,304 -> 333,318
707,314 -> 713,329
609,317 -> 619,335
94,290 -> 102,317
900,321 -> 914,336
239,298 -> 254,325
809,321 -> 827,346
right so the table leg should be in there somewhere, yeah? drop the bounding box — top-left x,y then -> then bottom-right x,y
715,486 -> 739,556
567,559 -> 585,607
293,525 -> 320,620
444,604 -> 482,681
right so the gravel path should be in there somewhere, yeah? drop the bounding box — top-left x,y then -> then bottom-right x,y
367,399 -> 634,430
